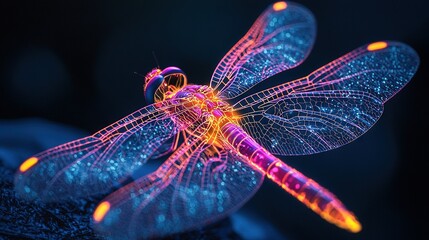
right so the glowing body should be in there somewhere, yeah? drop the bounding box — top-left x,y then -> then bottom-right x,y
222,123 -> 360,232
163,84 -> 360,231
14,1 -> 418,239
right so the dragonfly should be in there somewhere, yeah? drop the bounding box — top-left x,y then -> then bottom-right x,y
15,1 -> 419,239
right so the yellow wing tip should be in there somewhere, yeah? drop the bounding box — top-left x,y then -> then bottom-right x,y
367,41 -> 388,51
93,201 -> 111,222
273,1 -> 288,11
19,157 -> 39,173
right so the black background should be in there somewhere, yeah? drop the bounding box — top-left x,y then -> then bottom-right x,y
1,0 -> 428,239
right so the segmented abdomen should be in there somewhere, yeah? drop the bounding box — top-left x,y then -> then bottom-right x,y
221,123 -> 361,233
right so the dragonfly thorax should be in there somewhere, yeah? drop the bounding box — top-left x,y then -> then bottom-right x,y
144,67 -> 237,143
167,84 -> 237,143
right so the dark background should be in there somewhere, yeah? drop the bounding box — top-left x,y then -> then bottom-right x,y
1,0 -> 428,239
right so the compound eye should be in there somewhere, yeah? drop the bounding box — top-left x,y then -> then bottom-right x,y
143,66 -> 188,104
144,75 -> 164,104
161,67 -> 187,91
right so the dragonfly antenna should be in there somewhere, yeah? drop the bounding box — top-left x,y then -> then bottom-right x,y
134,72 -> 145,78
152,51 -> 160,69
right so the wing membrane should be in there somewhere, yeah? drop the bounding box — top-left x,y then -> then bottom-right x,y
14,101 -> 185,202
239,90 -> 383,155
210,2 -> 316,100
235,41 -> 419,155
93,136 -> 264,239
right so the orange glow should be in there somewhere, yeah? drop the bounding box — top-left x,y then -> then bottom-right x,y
305,198 -> 362,233
269,162 -> 362,233
367,41 -> 388,51
273,1 -> 287,11
314,200 -> 362,233
93,201 -> 111,222
19,157 -> 38,172
344,213 -> 362,233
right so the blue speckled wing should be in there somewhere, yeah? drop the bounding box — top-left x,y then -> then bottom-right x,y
14,101 -> 184,202
210,1 -> 316,100
234,41 -> 419,155
238,90 -> 384,156
93,137 -> 264,239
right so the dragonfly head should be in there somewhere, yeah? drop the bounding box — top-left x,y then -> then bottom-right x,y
144,67 -> 188,104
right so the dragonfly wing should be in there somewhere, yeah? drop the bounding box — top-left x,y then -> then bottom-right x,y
150,131 -> 180,159
14,101 -> 183,202
239,90 -> 383,155
93,138 -> 264,239
235,41 -> 419,155
210,2 -> 316,100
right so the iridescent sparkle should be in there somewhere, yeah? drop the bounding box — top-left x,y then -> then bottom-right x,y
15,1 -> 418,239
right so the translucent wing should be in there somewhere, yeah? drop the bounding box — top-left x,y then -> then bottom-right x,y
210,1 -> 316,100
93,136 -> 264,239
234,41 -> 419,155
14,101 -> 186,202
238,90 -> 383,155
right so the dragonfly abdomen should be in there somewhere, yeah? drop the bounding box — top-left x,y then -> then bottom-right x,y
221,123 -> 361,233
